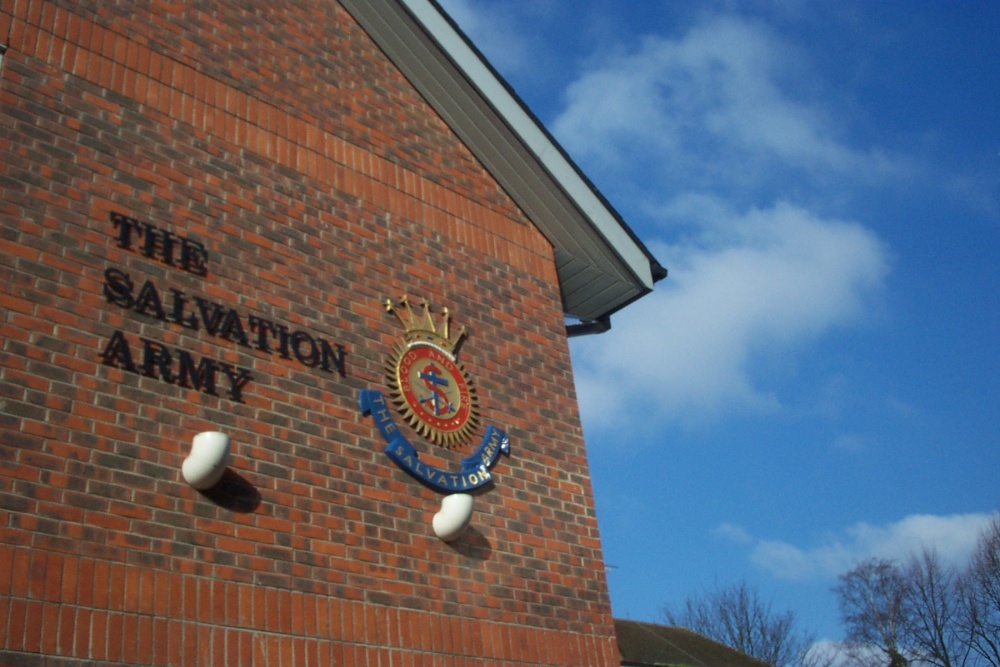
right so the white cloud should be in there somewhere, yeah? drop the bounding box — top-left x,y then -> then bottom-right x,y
552,14 -> 904,194
715,522 -> 754,544
719,512 -> 997,581
572,198 -> 888,430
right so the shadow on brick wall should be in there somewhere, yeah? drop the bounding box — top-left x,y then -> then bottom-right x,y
199,469 -> 262,513
446,526 -> 492,561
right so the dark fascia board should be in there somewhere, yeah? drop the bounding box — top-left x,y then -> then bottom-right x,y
340,0 -> 666,322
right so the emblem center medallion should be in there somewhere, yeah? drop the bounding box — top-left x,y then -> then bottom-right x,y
397,344 -> 472,435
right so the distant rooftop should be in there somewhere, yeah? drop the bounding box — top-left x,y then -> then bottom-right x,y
616,620 -> 773,667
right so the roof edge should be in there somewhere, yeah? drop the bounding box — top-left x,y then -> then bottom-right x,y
341,0 -> 665,321
407,0 -> 666,284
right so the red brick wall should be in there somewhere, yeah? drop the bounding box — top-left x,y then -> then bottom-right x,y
0,1 -> 619,664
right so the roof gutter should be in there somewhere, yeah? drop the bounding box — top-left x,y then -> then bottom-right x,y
566,316 -> 612,338
565,261 -> 667,337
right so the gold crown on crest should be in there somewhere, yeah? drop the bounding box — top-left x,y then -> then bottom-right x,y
385,295 -> 466,353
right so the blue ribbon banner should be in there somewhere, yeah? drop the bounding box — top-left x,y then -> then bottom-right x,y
358,389 -> 510,493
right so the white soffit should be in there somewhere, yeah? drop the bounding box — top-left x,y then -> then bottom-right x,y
340,0 -> 665,321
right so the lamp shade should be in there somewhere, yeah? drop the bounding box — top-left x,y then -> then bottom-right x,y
182,431 -> 231,490
432,492 -> 474,542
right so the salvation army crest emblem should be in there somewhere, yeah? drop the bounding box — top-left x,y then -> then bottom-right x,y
359,296 -> 509,495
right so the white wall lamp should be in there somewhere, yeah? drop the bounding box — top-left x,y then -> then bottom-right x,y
432,492 -> 474,542
182,431 -> 231,490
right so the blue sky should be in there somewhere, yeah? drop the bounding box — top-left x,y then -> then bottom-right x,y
439,0 -> 1000,644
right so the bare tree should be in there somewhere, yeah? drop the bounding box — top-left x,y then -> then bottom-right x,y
662,579 -> 816,667
835,558 -> 912,667
961,515 -> 1000,667
903,548 -> 971,667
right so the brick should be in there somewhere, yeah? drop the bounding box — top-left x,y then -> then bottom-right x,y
41,601 -> 60,654
42,551 -> 62,601
152,617 -> 169,665
6,598 -> 26,651
0,14 -> 12,42
0,547 -> 13,600
166,619 -> 183,666
23,599 -> 43,652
